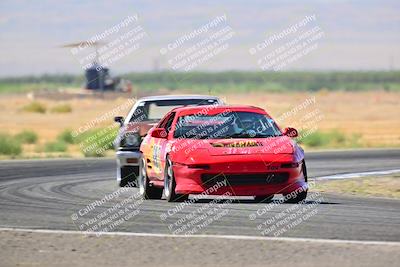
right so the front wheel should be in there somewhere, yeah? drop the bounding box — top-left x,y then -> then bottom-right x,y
302,160 -> 308,182
284,160 -> 308,203
138,157 -> 163,199
254,195 -> 274,203
284,191 -> 307,203
164,156 -> 188,202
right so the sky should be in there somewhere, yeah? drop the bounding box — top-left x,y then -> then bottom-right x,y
0,0 -> 399,77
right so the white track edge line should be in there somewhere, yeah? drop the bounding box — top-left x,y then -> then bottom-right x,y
315,169 -> 400,180
0,227 -> 399,246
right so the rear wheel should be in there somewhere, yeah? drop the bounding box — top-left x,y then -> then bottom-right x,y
138,157 -> 163,199
254,195 -> 274,203
164,156 -> 188,202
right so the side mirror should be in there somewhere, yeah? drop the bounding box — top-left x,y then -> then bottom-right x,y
151,128 -> 168,139
283,127 -> 298,138
114,116 -> 124,127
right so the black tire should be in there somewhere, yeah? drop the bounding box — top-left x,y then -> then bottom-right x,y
119,166 -> 139,187
138,157 -> 163,199
164,156 -> 188,202
254,195 -> 274,203
284,191 -> 307,203
302,160 -> 308,182
284,160 -> 308,203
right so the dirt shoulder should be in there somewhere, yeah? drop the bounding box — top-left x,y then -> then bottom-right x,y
313,174 -> 400,199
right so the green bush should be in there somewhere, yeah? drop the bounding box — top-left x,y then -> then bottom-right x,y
57,129 -> 74,144
74,127 -> 118,157
301,131 -> 330,147
347,133 -> 363,148
325,130 -> 346,146
51,104 -> 72,113
15,130 -> 38,144
44,140 -> 67,152
21,101 -> 46,113
297,129 -> 360,148
0,133 -> 22,156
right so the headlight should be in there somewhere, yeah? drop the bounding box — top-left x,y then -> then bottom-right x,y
123,133 -> 140,147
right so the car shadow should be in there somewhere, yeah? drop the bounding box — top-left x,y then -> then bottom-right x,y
190,198 -> 340,205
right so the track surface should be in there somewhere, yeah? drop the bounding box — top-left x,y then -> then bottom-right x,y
0,149 -> 399,241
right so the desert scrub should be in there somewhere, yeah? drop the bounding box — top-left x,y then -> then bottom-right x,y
297,129 -> 361,148
50,103 -> 72,113
0,133 -> 22,156
44,140 -> 68,152
21,101 -> 46,113
15,130 -> 38,144
57,129 -> 74,144
74,126 -> 118,157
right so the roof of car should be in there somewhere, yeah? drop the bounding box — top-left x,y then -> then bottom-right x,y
172,105 -> 268,116
138,95 -> 220,101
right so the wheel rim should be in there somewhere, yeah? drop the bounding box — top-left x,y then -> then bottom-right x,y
139,158 -> 146,195
164,158 -> 173,198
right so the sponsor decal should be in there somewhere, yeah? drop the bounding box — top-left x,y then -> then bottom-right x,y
211,140 -> 262,148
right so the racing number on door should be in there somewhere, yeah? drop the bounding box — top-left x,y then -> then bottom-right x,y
152,141 -> 162,174
151,112 -> 175,178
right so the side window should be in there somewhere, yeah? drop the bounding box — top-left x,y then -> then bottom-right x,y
157,112 -> 175,129
157,116 -> 169,128
164,112 -> 176,133
129,106 -> 146,123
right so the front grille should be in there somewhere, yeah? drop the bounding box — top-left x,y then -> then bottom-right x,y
118,147 -> 140,151
201,172 -> 289,187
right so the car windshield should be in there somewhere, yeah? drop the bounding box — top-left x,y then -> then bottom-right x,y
130,99 -> 218,122
173,111 -> 282,139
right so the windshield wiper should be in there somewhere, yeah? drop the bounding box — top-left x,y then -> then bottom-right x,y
252,134 -> 281,138
224,132 -> 282,138
224,130 -> 251,138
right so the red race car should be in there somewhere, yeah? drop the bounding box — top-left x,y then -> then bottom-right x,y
139,105 -> 308,203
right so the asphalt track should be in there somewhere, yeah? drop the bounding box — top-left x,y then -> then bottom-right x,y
0,149 -> 399,242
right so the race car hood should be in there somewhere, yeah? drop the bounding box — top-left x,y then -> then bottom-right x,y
207,136 -> 294,155
172,136 -> 295,158
170,136 -> 301,165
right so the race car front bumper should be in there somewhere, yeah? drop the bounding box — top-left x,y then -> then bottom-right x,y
172,159 -> 307,196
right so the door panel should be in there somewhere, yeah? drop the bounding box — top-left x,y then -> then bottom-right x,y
147,112 -> 175,181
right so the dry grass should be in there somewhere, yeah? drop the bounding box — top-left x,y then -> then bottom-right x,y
222,91 -> 400,147
0,91 -> 399,155
0,96 -> 130,142
313,174 -> 400,199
